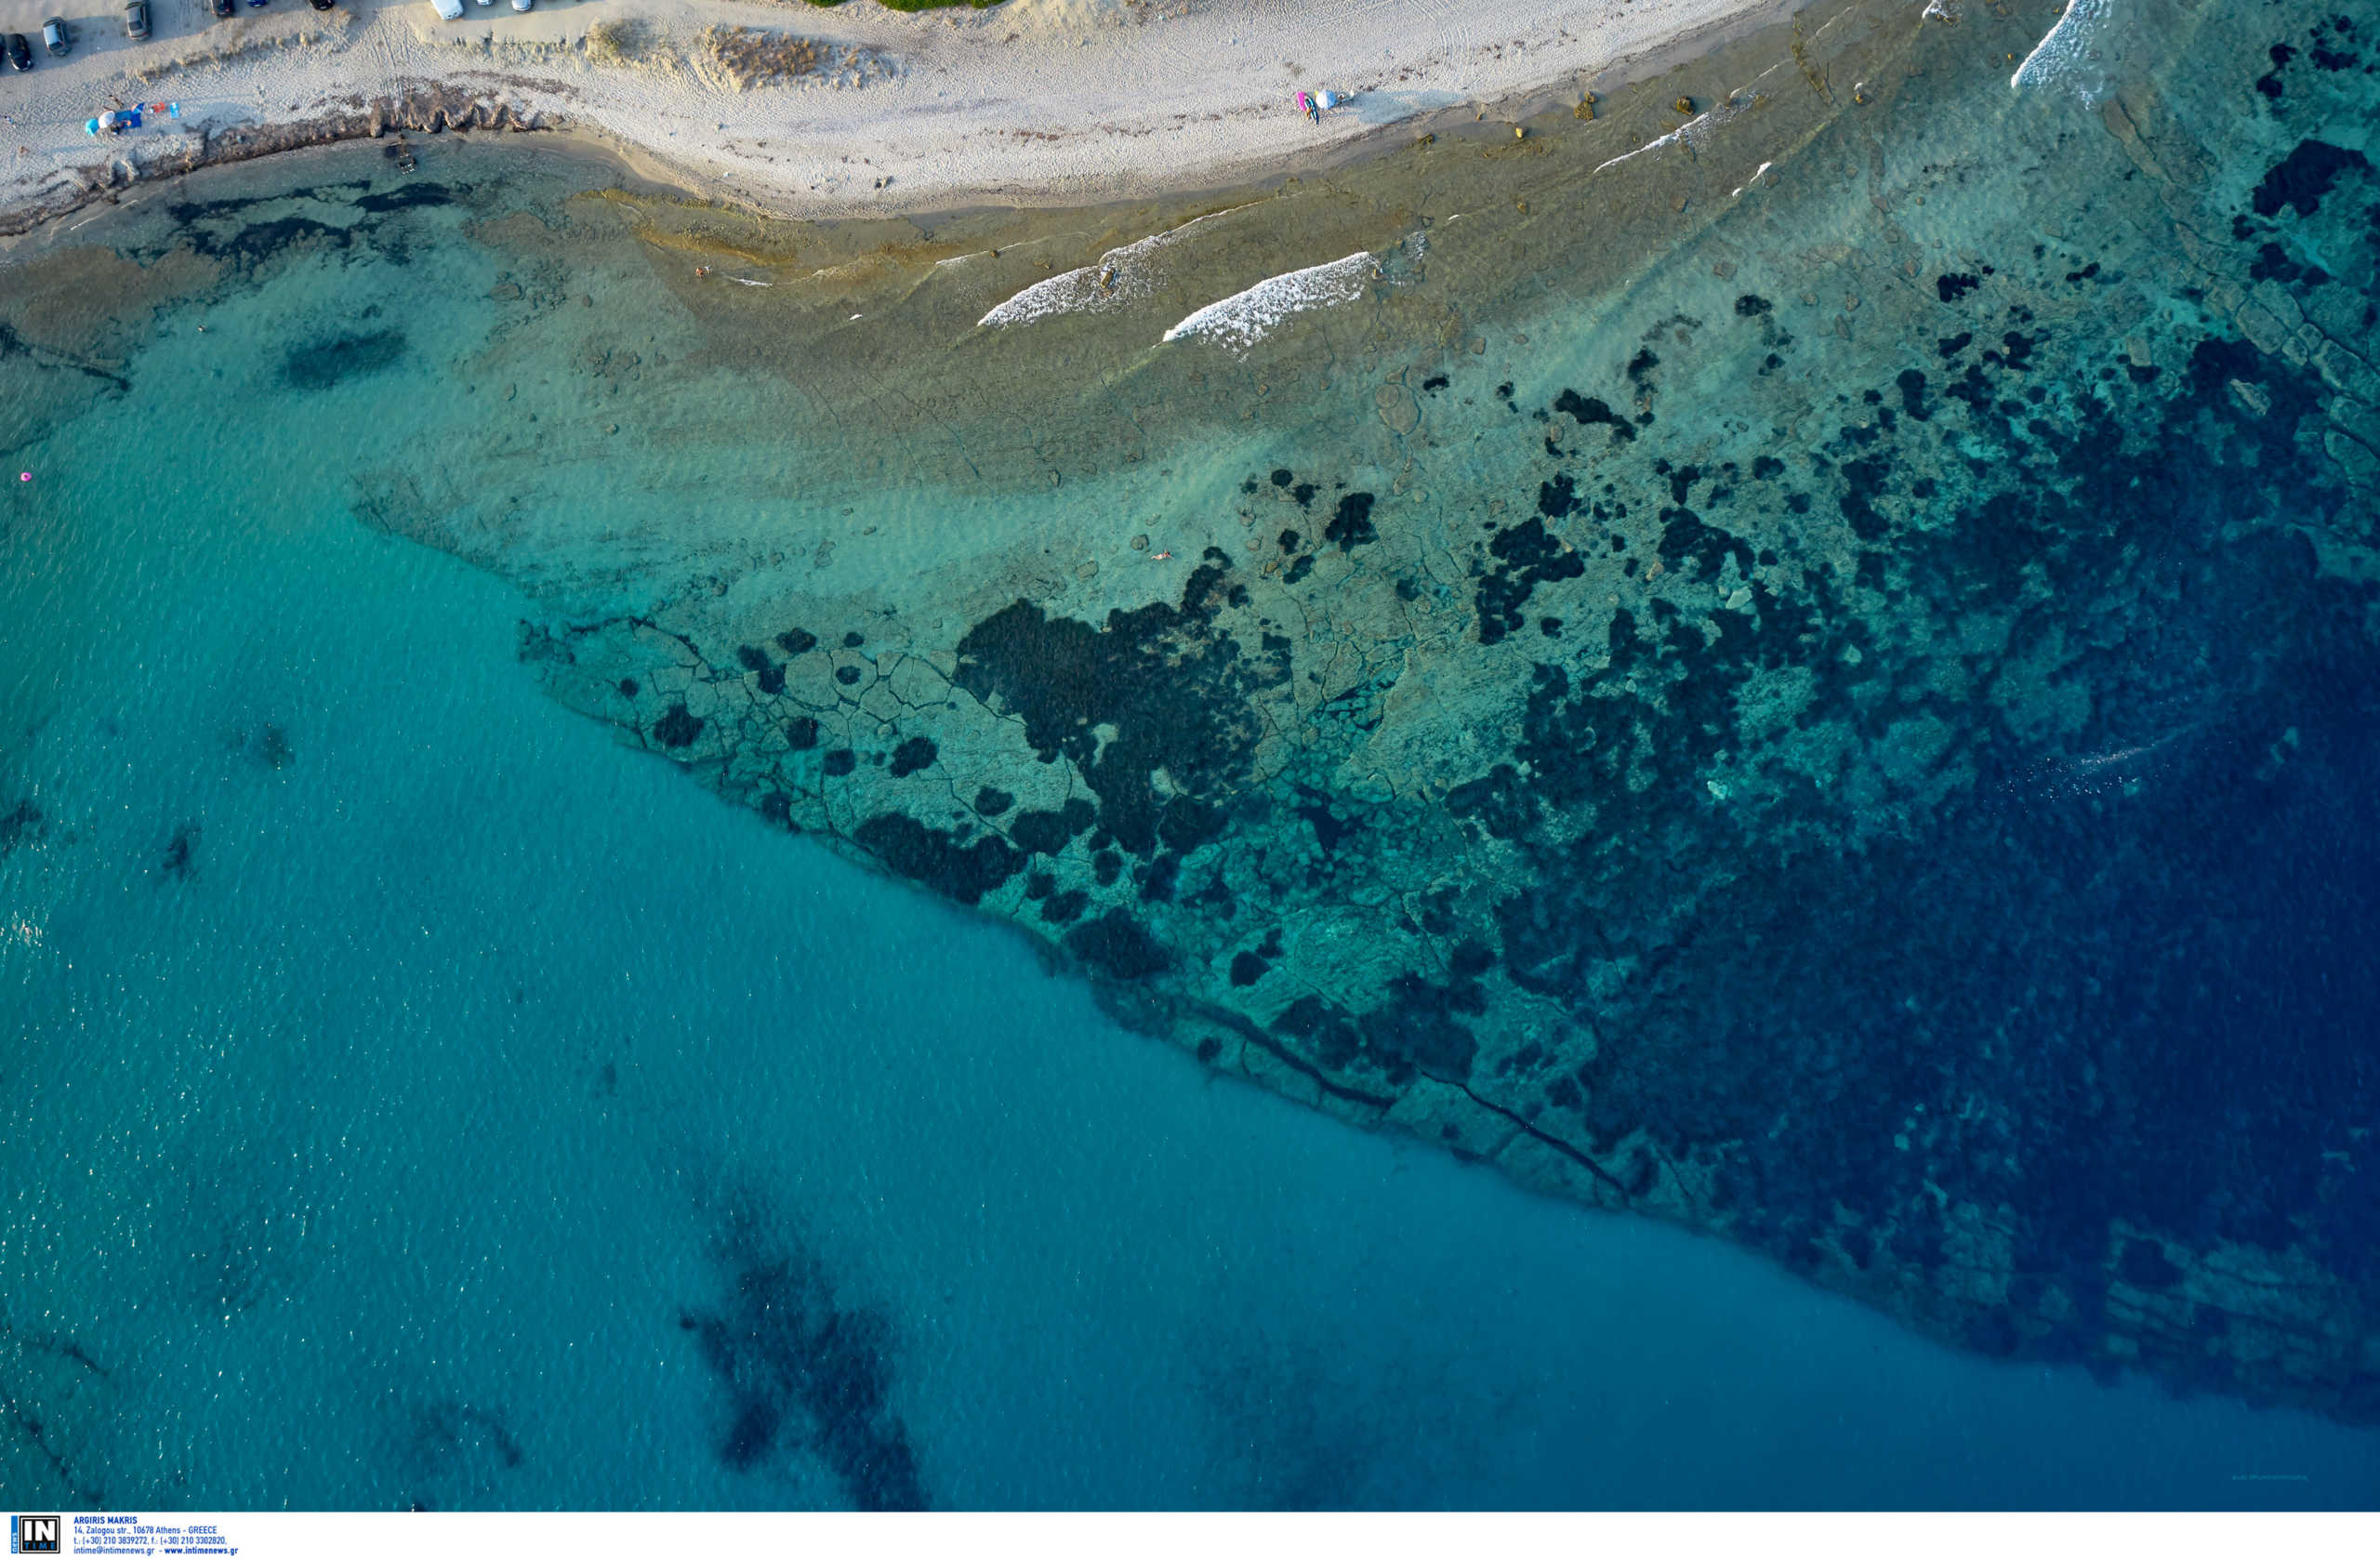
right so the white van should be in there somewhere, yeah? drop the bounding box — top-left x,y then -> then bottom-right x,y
431,0 -> 462,18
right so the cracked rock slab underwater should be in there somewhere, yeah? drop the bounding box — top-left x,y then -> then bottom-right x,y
7,0 -> 2380,1467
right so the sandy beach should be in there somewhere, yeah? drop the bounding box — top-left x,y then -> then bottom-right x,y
0,0 -> 1783,232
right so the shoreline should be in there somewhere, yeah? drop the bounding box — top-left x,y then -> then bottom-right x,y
0,0 -> 1794,242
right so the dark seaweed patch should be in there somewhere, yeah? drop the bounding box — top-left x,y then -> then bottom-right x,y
1446,763 -> 1537,839
1896,369 -> 1931,422
1325,493 -> 1378,551
1064,909 -> 1172,979
1355,970 -> 1480,1081
953,565 -> 1289,856
681,1204 -> 926,1510
1010,799 -> 1095,855
653,705 -> 704,749
2250,139 -> 2372,218
1655,508 -> 1755,576
735,644 -> 787,694
2259,42 -> 2299,103
2248,242 -> 2326,285
1474,518 -> 1586,644
853,813 -> 1020,905
1038,887 -> 1090,924
888,736 -> 938,778
283,329 -> 406,391
157,822 -> 199,883
1553,390 -> 1637,443
1272,968 -> 1479,1085
0,799 -> 44,857
353,182 -> 456,214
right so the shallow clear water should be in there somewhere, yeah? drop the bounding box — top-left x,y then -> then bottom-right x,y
7,0 -> 2380,1512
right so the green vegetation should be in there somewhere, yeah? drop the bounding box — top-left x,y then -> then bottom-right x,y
584,17 -> 652,65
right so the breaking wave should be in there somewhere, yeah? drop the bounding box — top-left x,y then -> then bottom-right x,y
1158,252 -> 1378,353
975,206 -> 1251,328
2011,0 -> 2117,103
1592,93 -> 1753,176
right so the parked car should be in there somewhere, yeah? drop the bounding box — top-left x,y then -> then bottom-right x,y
309,0 -> 334,8
246,0 -> 269,9
212,0 -> 233,16
41,18 -> 69,57
511,0 -> 532,10
4,33 -> 32,71
124,1 -> 149,40
432,0 -> 462,19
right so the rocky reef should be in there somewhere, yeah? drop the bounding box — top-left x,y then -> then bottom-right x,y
0,0 -> 2246,1430
506,0 -> 2380,1422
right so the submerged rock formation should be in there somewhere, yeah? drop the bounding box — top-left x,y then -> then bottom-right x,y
289,0 -> 2379,1422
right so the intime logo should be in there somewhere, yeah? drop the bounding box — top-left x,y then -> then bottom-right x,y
10,1516 -> 60,1555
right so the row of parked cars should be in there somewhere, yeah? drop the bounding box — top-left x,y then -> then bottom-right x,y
5,0 -> 342,69
5,15 -> 93,70
430,0 -> 536,19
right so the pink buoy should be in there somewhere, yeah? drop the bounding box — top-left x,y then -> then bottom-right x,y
17,472 -> 28,482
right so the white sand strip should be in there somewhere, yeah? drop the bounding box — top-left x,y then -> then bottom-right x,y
0,0 -> 1787,231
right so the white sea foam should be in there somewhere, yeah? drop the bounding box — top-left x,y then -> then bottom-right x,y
1158,252 -> 1378,353
2011,0 -> 2115,103
976,206 -> 1252,328
1592,94 -> 1752,175
1732,162 -> 1774,197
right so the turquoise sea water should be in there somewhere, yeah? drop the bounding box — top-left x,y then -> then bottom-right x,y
4,295 -> 2375,1509
8,0 -> 2380,1510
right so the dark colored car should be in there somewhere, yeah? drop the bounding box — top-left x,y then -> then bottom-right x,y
4,33 -> 31,72
124,1 -> 149,40
309,0 -> 334,8
213,0 -> 233,15
246,0 -> 269,8
42,18 -> 70,57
